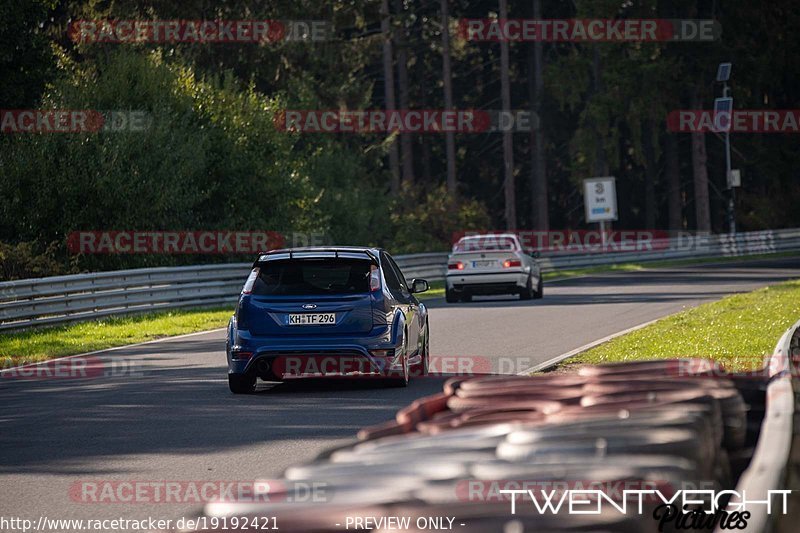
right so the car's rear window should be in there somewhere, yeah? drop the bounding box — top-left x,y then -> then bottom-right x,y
453,236 -> 517,252
252,259 -> 371,296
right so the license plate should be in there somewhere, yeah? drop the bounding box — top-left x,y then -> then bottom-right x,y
287,313 -> 336,326
472,260 -> 497,268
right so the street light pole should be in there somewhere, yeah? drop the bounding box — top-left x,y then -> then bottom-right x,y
723,82 -> 735,234
715,62 -> 736,234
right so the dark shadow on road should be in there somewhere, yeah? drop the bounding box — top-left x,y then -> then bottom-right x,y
0,350 -> 447,474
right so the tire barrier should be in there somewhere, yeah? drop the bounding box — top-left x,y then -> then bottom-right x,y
160,355 -> 795,532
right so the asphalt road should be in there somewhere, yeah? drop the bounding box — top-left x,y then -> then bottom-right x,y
1,257 -> 799,529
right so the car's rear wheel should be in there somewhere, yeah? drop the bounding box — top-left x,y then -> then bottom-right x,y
229,373 -> 257,394
520,275 -> 534,300
388,336 -> 410,387
534,276 -> 544,299
411,324 -> 430,377
445,288 -> 459,303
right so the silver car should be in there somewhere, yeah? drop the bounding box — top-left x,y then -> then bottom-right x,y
445,233 -> 542,302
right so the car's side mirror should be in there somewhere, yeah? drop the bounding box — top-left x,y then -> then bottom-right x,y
410,278 -> 429,294
530,250 -> 541,258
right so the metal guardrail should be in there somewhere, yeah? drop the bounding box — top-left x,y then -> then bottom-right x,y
720,319 -> 800,533
1,228 -> 799,331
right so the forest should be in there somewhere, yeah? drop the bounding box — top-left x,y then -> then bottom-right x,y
1,0 -> 798,279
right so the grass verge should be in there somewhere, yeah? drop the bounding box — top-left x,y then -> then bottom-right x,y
566,279 -> 800,372
0,307 -> 233,367
419,280 -> 445,300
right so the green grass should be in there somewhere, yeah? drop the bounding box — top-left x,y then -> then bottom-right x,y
567,279 -> 800,372
418,280 -> 445,300
0,307 -> 234,367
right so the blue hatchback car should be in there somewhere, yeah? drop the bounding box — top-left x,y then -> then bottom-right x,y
226,247 -> 430,393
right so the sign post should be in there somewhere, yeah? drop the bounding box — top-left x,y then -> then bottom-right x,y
583,177 -> 618,250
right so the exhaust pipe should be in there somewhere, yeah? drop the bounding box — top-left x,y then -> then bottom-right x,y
256,359 -> 271,378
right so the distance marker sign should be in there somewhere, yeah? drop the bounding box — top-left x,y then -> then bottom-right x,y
583,177 -> 618,223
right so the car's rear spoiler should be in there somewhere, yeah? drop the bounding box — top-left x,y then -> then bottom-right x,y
254,249 -> 378,265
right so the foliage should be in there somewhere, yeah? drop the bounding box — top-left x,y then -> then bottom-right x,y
389,185 -> 490,253
2,0 -> 800,279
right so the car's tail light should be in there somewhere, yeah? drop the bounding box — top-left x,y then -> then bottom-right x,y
448,261 -> 465,270
503,259 -> 522,268
230,346 -> 253,360
370,264 -> 381,292
241,267 -> 260,294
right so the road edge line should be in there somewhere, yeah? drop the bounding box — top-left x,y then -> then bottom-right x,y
516,317 -> 662,375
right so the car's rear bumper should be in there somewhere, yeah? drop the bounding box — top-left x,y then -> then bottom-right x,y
227,326 -> 404,379
446,270 -> 528,294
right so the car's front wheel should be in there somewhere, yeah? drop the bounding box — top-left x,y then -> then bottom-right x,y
534,276 -> 544,299
228,373 -> 257,394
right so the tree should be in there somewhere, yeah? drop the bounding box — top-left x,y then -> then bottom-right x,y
664,133 -> 683,231
499,0 -> 516,230
440,0 -> 457,196
394,0 -> 414,186
380,0 -> 401,194
527,0 -> 548,230
691,88 -> 712,232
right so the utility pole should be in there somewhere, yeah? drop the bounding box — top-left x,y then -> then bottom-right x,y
715,62 -> 735,234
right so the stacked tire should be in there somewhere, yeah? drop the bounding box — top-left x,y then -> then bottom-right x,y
166,358 -> 770,532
